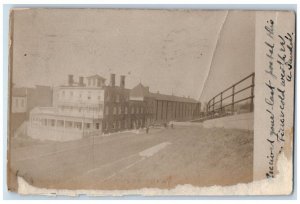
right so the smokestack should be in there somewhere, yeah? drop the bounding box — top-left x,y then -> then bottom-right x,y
79,76 -> 84,86
68,75 -> 74,86
120,75 -> 125,88
110,74 -> 115,87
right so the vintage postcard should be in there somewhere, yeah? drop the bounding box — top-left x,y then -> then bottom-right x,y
7,9 -> 295,196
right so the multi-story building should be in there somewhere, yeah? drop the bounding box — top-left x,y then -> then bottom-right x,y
27,73 -> 202,141
129,83 -> 202,128
129,83 -> 155,129
28,74 -> 131,140
102,74 -> 131,133
28,75 -> 105,141
151,92 -> 201,123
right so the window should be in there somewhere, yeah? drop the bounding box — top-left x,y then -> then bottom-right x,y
48,119 -> 55,127
141,107 -> 143,114
113,106 -> 117,115
62,90 -> 65,97
70,91 -> 73,97
15,99 -> 18,108
105,92 -> 110,101
65,121 -> 73,128
116,94 -> 120,102
21,99 -> 24,107
41,119 -> 47,126
98,95 -> 101,100
118,121 -> 121,129
57,120 -> 64,127
74,122 -> 82,130
131,107 -> 134,114
79,92 -> 82,98
96,123 -> 100,130
118,106 -> 122,114
88,79 -> 91,86
125,107 -> 128,114
85,123 -> 90,129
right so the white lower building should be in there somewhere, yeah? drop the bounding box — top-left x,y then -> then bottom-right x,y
27,74 -> 105,141
28,106 -> 103,141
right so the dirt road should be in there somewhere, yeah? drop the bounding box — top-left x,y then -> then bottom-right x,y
9,125 -> 253,190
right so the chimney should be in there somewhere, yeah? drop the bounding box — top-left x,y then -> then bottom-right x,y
68,75 -> 74,86
79,76 -> 84,86
110,73 -> 115,87
120,75 -> 125,88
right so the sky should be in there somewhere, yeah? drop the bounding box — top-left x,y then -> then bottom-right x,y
11,9 -> 254,102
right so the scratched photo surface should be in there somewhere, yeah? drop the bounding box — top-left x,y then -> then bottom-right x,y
7,9 -> 294,194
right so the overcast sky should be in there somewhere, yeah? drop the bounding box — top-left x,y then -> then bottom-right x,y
12,9 -> 254,102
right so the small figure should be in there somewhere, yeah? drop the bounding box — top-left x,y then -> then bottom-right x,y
146,126 -> 149,134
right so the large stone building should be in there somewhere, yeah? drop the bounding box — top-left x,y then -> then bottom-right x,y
129,83 -> 202,127
27,73 -> 202,141
28,74 -> 130,140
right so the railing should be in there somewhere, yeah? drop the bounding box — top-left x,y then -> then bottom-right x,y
206,72 -> 255,119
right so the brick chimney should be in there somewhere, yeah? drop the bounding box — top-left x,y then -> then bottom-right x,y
110,73 -> 115,87
79,76 -> 84,86
68,75 -> 74,86
120,75 -> 125,88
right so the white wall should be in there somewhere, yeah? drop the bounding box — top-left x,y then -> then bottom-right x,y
203,112 -> 254,131
56,87 -> 105,106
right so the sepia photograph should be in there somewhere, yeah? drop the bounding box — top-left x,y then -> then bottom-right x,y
6,8 -> 295,196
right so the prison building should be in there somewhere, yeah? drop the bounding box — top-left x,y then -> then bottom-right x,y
102,74 -> 131,133
129,83 -> 202,125
151,93 -> 201,122
129,83 -> 155,129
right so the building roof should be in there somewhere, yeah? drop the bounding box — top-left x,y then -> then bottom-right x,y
130,83 -> 150,98
86,74 -> 106,81
12,87 -> 34,97
150,92 -> 199,103
130,83 -> 199,103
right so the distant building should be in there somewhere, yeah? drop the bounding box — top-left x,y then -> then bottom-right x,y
11,86 -> 53,136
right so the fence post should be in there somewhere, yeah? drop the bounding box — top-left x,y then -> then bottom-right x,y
232,85 -> 235,114
220,92 -> 223,114
212,97 -> 215,116
250,73 -> 255,112
207,101 -> 210,115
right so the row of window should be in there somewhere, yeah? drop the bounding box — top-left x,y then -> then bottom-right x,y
87,78 -> 104,87
105,92 -> 129,102
104,106 -> 153,115
59,106 -> 103,113
13,98 -> 26,108
59,90 -> 102,101
103,119 -> 144,130
31,117 -> 101,130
